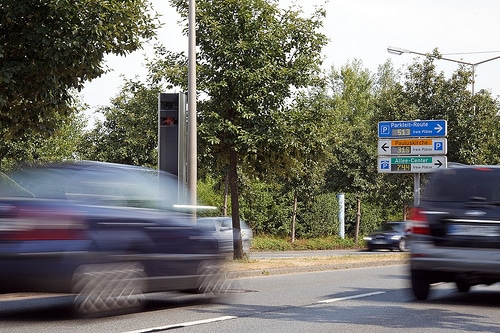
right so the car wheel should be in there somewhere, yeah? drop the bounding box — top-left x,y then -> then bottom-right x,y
456,280 -> 471,293
196,261 -> 231,297
411,270 -> 430,300
398,238 -> 408,252
71,262 -> 146,316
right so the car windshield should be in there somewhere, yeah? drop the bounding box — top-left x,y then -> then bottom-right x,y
379,223 -> 404,232
1,163 -> 184,210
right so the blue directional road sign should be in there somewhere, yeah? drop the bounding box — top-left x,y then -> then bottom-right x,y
377,156 -> 447,173
378,120 -> 447,138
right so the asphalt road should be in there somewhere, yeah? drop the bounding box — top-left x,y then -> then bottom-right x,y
2,263 -> 500,333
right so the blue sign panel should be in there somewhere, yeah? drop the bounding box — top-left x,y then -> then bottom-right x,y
378,120 -> 447,138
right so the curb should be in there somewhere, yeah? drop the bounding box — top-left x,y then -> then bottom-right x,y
225,259 -> 407,278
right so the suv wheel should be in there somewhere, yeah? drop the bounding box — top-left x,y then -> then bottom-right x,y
411,270 -> 430,300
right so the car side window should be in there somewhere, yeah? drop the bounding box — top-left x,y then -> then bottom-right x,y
221,219 -> 232,228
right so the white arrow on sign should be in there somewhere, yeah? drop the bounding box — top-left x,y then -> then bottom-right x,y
435,124 -> 443,133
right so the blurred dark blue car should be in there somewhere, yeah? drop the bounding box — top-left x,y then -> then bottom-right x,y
363,221 -> 411,252
0,161 -> 226,316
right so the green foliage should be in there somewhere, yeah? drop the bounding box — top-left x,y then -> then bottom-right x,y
356,199 -> 402,237
0,0 -> 159,159
239,178 -> 293,237
251,235 -> 358,251
325,61 -> 378,195
33,104 -> 88,162
251,235 -> 294,251
79,80 -> 161,167
298,193 -> 339,238
196,174 -> 294,237
0,97 -> 87,170
196,175 -> 222,211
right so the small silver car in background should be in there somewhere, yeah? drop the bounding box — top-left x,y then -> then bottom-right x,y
197,216 -> 253,255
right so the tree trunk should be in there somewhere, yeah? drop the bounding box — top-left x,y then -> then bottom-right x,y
291,191 -> 297,243
355,198 -> 361,243
223,171 -> 229,216
229,149 -> 243,259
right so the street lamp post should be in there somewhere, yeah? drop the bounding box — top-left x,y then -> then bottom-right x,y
387,46 -> 500,95
188,0 -> 197,210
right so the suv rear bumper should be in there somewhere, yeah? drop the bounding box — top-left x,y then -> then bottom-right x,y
410,241 -> 500,274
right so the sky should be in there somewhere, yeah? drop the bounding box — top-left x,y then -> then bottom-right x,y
81,0 -> 500,113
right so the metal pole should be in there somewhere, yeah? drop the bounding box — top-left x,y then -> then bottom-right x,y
471,65 -> 475,96
414,173 -> 420,206
188,0 -> 197,209
337,193 -> 345,239
178,92 -> 187,199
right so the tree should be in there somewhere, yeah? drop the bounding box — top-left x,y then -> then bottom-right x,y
323,61 -> 382,237
155,0 -> 328,258
325,61 -> 377,188
0,96 -> 87,170
79,80 -> 161,167
0,0 -> 159,158
30,101 -> 88,162
275,89 -> 334,242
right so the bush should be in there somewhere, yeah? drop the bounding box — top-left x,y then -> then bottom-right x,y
251,235 -> 361,251
298,192 -> 339,238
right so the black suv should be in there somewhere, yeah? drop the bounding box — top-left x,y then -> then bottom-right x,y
409,165 -> 500,300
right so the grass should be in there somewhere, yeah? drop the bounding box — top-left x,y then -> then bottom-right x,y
226,252 -> 409,274
224,235 -> 407,275
251,235 -> 363,251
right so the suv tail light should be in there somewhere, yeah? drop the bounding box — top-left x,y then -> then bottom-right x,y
409,207 -> 431,235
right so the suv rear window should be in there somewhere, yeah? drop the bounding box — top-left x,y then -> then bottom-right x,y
422,167 -> 500,202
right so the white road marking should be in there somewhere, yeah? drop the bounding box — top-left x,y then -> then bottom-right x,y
123,316 -> 237,333
123,291 -> 385,332
317,291 -> 386,304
